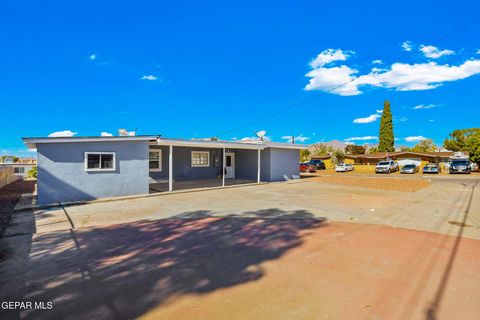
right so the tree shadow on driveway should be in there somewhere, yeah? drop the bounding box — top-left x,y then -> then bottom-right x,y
0,208 -> 326,319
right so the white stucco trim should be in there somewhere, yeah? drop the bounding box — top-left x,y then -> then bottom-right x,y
84,152 -> 116,172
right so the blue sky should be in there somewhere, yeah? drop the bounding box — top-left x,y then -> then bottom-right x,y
1,0 -> 480,156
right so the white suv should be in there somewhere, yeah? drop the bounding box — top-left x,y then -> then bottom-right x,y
375,160 -> 399,174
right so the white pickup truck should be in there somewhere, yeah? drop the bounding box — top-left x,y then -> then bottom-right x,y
375,160 -> 399,174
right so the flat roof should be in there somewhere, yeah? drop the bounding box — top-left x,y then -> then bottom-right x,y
22,135 -> 307,150
22,135 -> 160,149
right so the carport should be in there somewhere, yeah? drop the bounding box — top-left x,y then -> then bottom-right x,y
148,138 -> 265,193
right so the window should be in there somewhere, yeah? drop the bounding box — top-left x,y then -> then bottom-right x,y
14,167 -> 25,174
191,151 -> 210,167
85,152 -> 115,171
149,150 -> 162,171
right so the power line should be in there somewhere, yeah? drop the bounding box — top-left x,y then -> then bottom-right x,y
216,78 -> 358,137
215,17 -> 480,138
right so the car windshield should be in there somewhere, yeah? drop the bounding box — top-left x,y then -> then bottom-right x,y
337,164 -> 345,166
452,160 -> 468,165
425,164 -> 436,168
377,161 -> 389,165
403,165 -> 415,169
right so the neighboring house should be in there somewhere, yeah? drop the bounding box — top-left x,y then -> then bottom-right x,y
346,151 -> 470,167
22,135 -> 305,205
0,156 -> 37,178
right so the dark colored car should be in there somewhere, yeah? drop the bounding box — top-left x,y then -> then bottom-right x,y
423,163 -> 441,174
308,159 -> 326,170
300,162 -> 316,173
400,164 -> 419,174
449,159 -> 471,174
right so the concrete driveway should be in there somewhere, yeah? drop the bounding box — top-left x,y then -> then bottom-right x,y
1,175 -> 479,319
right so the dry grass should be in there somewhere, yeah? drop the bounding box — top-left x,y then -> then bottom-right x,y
307,175 -> 430,192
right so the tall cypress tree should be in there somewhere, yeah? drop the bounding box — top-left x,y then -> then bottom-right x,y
378,100 -> 395,152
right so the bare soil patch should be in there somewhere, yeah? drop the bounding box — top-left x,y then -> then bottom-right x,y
0,180 -> 36,237
308,175 -> 430,192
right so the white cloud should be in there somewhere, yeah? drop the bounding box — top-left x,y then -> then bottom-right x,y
89,54 -> 96,61
309,49 -> 353,68
344,136 -> 378,141
402,41 -> 413,52
48,130 -> 77,137
240,136 -> 271,142
405,136 -> 427,142
282,135 -> 310,143
372,59 -> 383,64
353,109 -> 383,124
395,116 -> 408,122
100,132 -> 113,137
353,114 -> 381,123
420,45 -> 454,59
305,46 -> 480,95
412,104 -> 437,110
428,119 -> 435,122
141,75 -> 158,81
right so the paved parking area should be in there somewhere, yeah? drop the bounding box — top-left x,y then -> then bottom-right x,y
1,175 -> 479,319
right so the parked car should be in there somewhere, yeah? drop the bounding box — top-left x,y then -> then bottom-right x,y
308,159 -> 326,170
471,162 -> 479,172
400,164 -> 419,174
375,160 -> 399,174
449,159 -> 471,174
300,162 -> 316,173
335,163 -> 354,172
423,163 -> 441,174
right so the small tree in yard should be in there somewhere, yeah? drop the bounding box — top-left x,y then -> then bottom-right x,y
412,139 -> 436,153
27,166 -> 37,178
378,100 -> 395,152
466,131 -> 480,165
300,149 -> 311,162
345,144 -> 366,155
331,150 -> 345,165
444,128 -> 480,151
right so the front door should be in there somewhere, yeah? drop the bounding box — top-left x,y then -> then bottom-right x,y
225,153 -> 235,178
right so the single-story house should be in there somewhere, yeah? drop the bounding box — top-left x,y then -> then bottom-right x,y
345,151 -> 469,167
22,135 -> 305,205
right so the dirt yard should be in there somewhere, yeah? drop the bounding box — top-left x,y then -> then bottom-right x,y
305,174 -> 431,192
0,180 -> 35,237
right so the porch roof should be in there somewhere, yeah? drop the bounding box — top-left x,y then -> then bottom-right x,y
153,138 -> 307,150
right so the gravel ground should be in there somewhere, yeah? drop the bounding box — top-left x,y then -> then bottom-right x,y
306,174 -> 430,192
0,180 -> 35,237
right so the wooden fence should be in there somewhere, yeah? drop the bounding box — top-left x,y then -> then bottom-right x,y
0,166 -> 18,190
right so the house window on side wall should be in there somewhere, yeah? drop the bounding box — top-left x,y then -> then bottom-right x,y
85,152 -> 115,171
14,167 -> 25,174
191,151 -> 210,167
149,150 -> 162,171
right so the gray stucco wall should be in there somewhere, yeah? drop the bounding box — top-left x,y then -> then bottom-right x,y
234,149 -> 259,180
37,141 -> 149,204
149,146 -> 224,181
266,147 -> 300,181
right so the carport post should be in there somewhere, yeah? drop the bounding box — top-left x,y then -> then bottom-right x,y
257,149 -> 261,183
169,145 -> 173,192
222,147 -> 225,187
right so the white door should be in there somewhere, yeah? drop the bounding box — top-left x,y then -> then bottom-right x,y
225,153 -> 235,178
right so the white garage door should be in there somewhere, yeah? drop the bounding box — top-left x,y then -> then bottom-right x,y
398,158 -> 421,166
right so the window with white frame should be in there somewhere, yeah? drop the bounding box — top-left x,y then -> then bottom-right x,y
191,151 -> 210,167
85,152 -> 115,171
14,167 -> 25,174
149,150 -> 162,171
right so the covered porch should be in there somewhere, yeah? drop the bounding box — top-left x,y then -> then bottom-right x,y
148,138 -> 265,193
